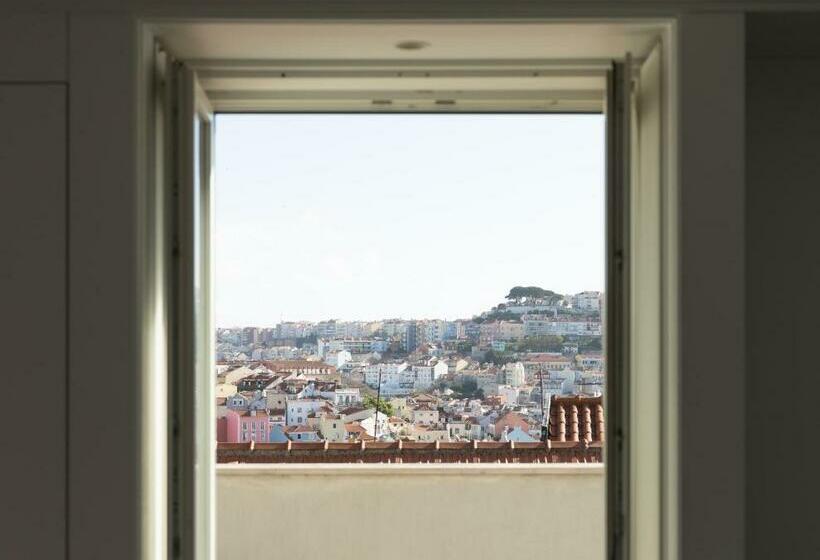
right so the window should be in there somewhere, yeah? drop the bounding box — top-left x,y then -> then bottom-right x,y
155,18 -> 673,560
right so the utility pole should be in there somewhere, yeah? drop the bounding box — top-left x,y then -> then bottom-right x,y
374,368 -> 383,440
540,369 -> 550,442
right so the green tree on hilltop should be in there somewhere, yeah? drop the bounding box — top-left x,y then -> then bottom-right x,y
505,286 -> 562,303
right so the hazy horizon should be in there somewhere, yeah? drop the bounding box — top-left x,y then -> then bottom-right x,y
214,113 -> 605,327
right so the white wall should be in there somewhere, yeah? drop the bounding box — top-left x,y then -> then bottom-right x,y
217,465 -> 604,560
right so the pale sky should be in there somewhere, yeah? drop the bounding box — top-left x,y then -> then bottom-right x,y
214,113 -> 604,327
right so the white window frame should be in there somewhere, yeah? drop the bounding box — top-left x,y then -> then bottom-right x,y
137,16 -> 681,560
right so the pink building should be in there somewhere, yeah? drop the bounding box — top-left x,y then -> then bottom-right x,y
216,416 -> 228,442
219,409 -> 273,443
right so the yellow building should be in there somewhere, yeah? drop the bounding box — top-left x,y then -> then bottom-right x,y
318,415 -> 348,442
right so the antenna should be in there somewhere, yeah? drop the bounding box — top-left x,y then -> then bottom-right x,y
374,367 -> 383,440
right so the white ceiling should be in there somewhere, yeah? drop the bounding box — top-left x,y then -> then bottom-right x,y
156,21 -> 662,61
153,21 -> 665,112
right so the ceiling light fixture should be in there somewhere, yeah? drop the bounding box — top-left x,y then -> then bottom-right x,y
396,40 -> 430,51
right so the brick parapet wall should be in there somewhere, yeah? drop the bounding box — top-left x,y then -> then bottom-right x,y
217,440 -> 603,464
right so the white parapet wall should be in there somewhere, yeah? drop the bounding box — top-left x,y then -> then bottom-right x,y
217,463 -> 605,560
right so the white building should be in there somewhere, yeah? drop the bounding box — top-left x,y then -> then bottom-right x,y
364,362 -> 408,386
276,321 -> 315,339
221,365 -> 255,385
215,382 -> 237,398
502,301 -> 562,314
546,370 -> 577,395
497,384 -> 521,405
337,321 -> 367,338
286,398 -> 326,425
522,316 -> 602,337
576,354 -> 605,370
364,360 -> 447,395
315,320 -> 338,339
411,406 -> 440,425
571,291 -> 602,312
359,413 -> 388,439
318,337 -> 379,357
322,387 -> 361,407
411,361 -> 449,391
446,420 -> 468,439
414,425 -> 449,442
324,350 -> 352,369
502,362 -> 526,387
576,373 -> 605,396
422,320 -> 447,343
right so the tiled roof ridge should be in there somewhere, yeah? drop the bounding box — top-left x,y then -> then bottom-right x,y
548,395 -> 605,444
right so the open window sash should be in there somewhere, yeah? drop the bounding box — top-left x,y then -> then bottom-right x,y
606,56 -> 632,560
172,63 -> 215,560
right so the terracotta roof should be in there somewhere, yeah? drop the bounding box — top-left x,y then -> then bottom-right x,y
236,410 -> 264,418
344,423 -> 367,433
341,406 -> 367,415
548,395 -> 605,443
243,373 -> 273,380
413,404 -> 437,412
526,354 -> 571,363
415,424 -> 446,432
262,360 -> 337,373
288,425 -> 318,433
344,423 -> 375,441
495,411 -> 529,426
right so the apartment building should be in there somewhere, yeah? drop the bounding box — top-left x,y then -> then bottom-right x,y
522,315 -> 603,337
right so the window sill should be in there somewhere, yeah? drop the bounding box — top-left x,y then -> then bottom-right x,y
216,462 -> 604,477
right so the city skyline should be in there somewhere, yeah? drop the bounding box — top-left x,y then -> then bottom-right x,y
214,291 -> 602,329
214,114 -> 605,326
